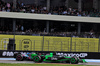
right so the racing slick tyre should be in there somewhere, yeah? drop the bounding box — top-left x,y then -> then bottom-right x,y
33,56 -> 43,63
70,56 -> 78,64
16,54 -> 23,61
14,53 -> 21,58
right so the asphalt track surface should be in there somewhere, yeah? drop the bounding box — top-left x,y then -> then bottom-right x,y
0,58 -> 100,65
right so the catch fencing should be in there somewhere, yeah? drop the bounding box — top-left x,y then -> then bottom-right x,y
0,35 -> 99,52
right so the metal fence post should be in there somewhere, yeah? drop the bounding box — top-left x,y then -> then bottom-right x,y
0,40 -> 2,50
19,40 -> 21,50
70,36 -> 72,52
75,40 -> 76,52
68,39 -> 70,51
48,40 -> 49,51
20,40 -> 22,50
98,36 -> 100,52
42,36 -> 44,51
88,42 -> 89,52
4,39 -> 6,50
61,41 -> 62,51
34,40 -> 35,51
31,41 -> 32,51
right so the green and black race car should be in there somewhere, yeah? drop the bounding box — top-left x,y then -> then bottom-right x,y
14,52 -> 87,64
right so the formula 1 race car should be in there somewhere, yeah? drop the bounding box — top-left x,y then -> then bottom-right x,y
14,52 -> 37,61
14,52 -> 87,64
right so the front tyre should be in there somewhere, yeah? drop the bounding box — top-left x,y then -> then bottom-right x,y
33,56 -> 42,63
70,56 -> 78,64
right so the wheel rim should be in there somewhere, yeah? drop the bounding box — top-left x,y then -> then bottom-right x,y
34,57 -> 39,62
17,55 -> 21,60
71,58 -> 76,63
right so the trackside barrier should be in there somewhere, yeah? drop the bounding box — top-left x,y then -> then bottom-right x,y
0,35 -> 99,52
1,50 -> 100,59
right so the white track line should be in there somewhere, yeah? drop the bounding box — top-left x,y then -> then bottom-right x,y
0,58 -> 15,60
0,58 -> 100,62
85,59 -> 100,62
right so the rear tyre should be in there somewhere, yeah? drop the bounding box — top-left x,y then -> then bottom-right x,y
33,56 -> 42,63
14,53 -> 21,58
70,56 -> 78,64
16,54 -> 23,61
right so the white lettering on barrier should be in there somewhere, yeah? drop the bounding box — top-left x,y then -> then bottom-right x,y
2,51 -> 6,56
2,51 -> 28,56
56,53 -> 88,58
2,51 -> 88,58
2,51 -> 14,56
